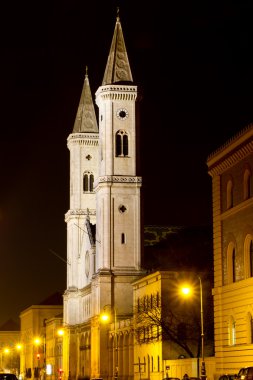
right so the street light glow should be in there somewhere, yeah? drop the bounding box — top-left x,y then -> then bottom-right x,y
58,329 -> 64,336
100,305 -> 118,380
179,276 -> 206,380
34,338 -> 41,345
100,312 -> 110,323
181,285 -> 192,296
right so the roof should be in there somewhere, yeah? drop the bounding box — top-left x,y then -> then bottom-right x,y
102,8 -> 133,85
72,67 -> 98,133
39,291 -> 63,305
0,318 -> 20,331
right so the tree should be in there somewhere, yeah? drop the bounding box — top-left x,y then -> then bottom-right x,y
134,275 -> 214,359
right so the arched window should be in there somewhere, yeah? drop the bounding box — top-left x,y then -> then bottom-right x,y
228,316 -> 236,345
246,312 -> 253,344
243,168 -> 251,200
250,241 -> 253,277
227,242 -> 236,283
84,174 -> 89,192
244,235 -> 253,278
83,171 -> 94,192
232,248 -> 236,282
115,130 -> 129,157
226,179 -> 233,209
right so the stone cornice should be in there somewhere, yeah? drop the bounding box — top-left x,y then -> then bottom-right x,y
207,139 -> 253,176
96,176 -> 142,184
96,85 -> 137,101
220,196 -> 253,221
65,209 -> 96,221
67,133 -> 99,147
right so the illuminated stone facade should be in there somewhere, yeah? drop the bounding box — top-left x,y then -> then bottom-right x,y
63,12 -> 144,380
207,124 -> 253,377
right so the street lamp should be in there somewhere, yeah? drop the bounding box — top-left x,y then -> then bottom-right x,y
100,305 -> 118,380
16,344 -> 23,376
180,276 -> 206,380
34,337 -> 41,380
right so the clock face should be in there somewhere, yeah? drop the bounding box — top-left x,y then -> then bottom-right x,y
116,108 -> 129,120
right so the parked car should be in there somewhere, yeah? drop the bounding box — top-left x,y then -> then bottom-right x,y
219,374 -> 238,380
0,374 -> 18,380
238,367 -> 253,380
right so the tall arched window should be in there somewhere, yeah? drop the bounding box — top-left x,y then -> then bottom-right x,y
250,241 -> 253,277
227,179 -> 233,209
83,171 -> 94,192
116,130 -> 129,157
232,248 -> 236,282
243,168 -> 251,200
244,235 -> 253,278
246,312 -> 253,344
227,242 -> 236,283
229,316 -> 236,345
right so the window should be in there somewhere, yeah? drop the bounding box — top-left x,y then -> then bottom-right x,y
250,241 -> 253,277
243,168 -> 251,200
246,312 -> 253,344
116,130 -> 129,157
227,242 -> 236,283
232,248 -> 236,282
229,315 -> 236,345
244,235 -> 253,278
226,179 -> 233,209
83,171 -> 94,192
121,233 -> 126,244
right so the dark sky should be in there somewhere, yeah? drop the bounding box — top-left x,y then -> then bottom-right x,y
1,0 -> 253,326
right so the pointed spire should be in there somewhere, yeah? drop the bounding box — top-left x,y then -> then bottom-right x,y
102,8 -> 133,85
72,66 -> 98,133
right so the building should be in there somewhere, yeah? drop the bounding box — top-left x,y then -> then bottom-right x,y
45,315 -> 64,380
62,9 -> 215,380
63,9 -> 144,380
207,124 -> 253,377
19,295 -> 63,380
0,319 -> 20,374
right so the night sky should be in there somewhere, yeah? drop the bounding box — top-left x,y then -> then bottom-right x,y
1,0 -> 253,326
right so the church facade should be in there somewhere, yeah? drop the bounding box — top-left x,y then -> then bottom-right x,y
63,11 -> 145,380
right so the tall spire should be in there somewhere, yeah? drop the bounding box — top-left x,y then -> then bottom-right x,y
73,66 -> 98,133
102,8 -> 133,85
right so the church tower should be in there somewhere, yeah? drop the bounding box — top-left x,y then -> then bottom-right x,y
63,10 -> 144,380
64,68 -> 99,325
94,9 -> 143,312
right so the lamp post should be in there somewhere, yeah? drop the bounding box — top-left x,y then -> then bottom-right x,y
198,276 -> 206,380
16,344 -> 23,376
100,305 -> 118,380
180,276 -> 206,380
34,337 -> 41,380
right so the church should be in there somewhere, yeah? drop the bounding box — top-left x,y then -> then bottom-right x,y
63,9 -> 146,380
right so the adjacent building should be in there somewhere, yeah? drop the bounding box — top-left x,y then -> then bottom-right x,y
207,124 -> 253,376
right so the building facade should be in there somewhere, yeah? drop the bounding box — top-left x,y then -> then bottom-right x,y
20,305 -> 63,380
0,319 -> 20,374
63,10 -> 144,380
207,124 -> 253,377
